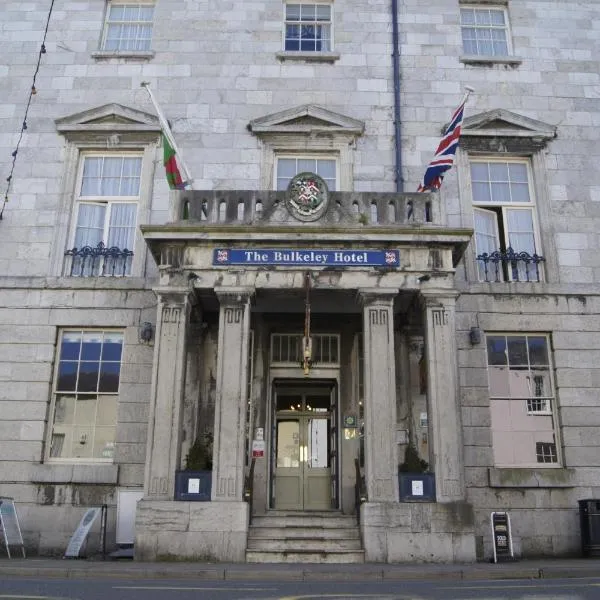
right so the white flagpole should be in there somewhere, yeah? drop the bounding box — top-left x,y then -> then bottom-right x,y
140,81 -> 194,187
460,85 -> 475,107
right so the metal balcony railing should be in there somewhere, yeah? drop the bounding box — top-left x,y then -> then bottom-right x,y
477,248 -> 545,282
64,242 -> 133,277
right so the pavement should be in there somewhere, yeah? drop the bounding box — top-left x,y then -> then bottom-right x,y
0,557 -> 598,582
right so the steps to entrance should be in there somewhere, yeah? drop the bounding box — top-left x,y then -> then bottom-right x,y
246,511 -> 364,564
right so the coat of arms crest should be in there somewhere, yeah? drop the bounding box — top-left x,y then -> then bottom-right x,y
286,172 -> 330,222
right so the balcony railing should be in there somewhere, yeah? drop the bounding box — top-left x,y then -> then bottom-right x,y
64,242 -> 133,277
172,190 -> 441,227
477,248 -> 545,282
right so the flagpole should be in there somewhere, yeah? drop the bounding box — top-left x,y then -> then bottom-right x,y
460,85 -> 475,107
140,81 -> 194,187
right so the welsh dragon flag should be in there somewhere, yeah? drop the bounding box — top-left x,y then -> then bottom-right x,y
163,133 -> 186,190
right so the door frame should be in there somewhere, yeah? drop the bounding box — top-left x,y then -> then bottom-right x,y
268,375 -> 340,511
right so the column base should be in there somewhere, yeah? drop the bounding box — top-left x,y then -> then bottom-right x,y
361,501 -> 476,563
135,500 -> 249,562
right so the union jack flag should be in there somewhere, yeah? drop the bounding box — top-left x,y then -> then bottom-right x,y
417,94 -> 470,192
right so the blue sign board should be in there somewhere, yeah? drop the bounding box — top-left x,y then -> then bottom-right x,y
213,249 -> 399,267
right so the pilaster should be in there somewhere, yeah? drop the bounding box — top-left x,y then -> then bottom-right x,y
144,288 -> 191,499
212,287 -> 254,501
422,291 -> 464,502
358,288 -> 399,503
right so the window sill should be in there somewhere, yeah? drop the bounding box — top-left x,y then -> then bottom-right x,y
488,467 -> 576,488
276,51 -> 340,63
32,463 -> 118,485
460,54 -> 522,66
91,50 -> 155,61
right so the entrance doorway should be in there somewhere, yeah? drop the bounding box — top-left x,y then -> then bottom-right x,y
271,382 -> 338,510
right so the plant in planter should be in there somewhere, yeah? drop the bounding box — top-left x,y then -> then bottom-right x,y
175,433 -> 213,501
398,441 -> 436,502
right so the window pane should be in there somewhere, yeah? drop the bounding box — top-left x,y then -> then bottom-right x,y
491,182 -> 511,203
487,336 -> 507,365
490,10 -> 506,25
61,332 -> 82,360
317,159 -> 336,179
81,332 -> 103,360
316,5 -> 331,20
54,395 -> 76,425
57,362 -> 78,392
489,163 -> 509,182
509,163 -> 528,183
101,333 -> 124,361
94,429 -> 116,459
286,4 -> 301,20
528,337 -> 549,365
75,396 -> 97,425
78,362 -> 100,392
72,426 -> 94,458
507,336 -> 528,365
278,159 -> 297,177
488,366 -> 509,396
99,362 -> 121,393
460,8 -> 475,25
96,395 -> 118,426
298,158 -> 316,173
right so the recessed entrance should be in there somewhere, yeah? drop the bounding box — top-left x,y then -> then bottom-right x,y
271,382 -> 338,510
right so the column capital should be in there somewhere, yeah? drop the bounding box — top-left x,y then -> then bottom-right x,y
420,289 -> 460,306
154,286 -> 193,306
357,288 -> 399,307
215,287 -> 255,306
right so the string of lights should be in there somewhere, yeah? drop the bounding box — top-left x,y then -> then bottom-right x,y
1,0 -> 56,221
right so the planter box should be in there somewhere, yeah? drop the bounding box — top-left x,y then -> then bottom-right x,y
399,472 -> 436,502
174,471 -> 212,501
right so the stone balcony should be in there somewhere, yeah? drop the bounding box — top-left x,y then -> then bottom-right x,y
169,190 -> 443,228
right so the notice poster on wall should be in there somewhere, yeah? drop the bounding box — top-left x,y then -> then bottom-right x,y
252,440 -> 265,458
491,511 -> 515,563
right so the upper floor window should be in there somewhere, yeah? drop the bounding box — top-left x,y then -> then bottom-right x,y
460,6 -> 510,57
67,155 -> 141,277
101,2 -> 155,51
487,334 -> 560,468
276,156 -> 337,191
48,330 -> 124,461
471,159 -> 543,282
284,3 -> 332,52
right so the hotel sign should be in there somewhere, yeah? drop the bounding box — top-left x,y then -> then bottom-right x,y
213,249 -> 399,267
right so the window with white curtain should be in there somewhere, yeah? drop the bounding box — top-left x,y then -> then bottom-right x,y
275,156 -> 337,191
70,155 -> 141,276
284,3 -> 332,52
471,159 -> 542,282
101,2 -> 155,51
460,6 -> 511,57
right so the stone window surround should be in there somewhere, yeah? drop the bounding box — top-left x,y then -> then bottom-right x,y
248,105 -> 365,191
455,109 -> 558,284
52,104 -> 161,279
458,0 -> 521,66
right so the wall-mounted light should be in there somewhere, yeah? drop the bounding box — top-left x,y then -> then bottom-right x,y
139,322 -> 154,343
469,326 -> 482,345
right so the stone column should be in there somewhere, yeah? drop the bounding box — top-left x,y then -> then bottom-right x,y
143,288 -> 190,499
212,288 -> 254,501
422,291 -> 464,502
358,288 -> 399,502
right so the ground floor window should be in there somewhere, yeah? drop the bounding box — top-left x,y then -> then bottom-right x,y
48,330 -> 123,461
486,333 -> 560,467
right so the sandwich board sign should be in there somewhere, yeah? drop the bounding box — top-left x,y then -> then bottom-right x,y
491,511 -> 514,563
0,497 -> 26,558
64,507 -> 103,558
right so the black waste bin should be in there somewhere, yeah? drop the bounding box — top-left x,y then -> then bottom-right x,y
579,499 -> 600,557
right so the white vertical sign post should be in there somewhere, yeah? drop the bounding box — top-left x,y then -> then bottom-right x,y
0,497 -> 26,558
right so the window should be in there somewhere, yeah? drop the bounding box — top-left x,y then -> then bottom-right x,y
68,155 -> 141,276
471,159 -> 543,282
101,2 -> 155,51
486,334 -> 560,467
460,6 -> 510,57
284,3 -> 332,52
276,156 -> 337,191
48,330 -> 123,461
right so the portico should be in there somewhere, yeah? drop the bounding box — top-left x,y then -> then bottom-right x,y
134,186 -> 475,562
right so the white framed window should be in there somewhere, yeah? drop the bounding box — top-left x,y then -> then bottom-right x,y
48,330 -> 124,462
68,154 -> 141,276
486,333 -> 560,468
284,3 -> 332,52
471,159 -> 543,282
101,2 -> 155,51
276,156 -> 337,191
460,5 -> 510,56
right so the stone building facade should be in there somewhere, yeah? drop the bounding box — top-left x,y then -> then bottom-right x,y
0,0 -> 599,562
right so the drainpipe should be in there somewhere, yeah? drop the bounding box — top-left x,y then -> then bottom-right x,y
391,0 -> 403,192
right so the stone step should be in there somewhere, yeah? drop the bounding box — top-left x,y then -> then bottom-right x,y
251,515 -> 358,528
247,537 -> 363,551
248,526 -> 360,539
246,549 -> 365,564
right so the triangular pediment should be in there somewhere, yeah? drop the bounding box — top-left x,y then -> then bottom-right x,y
249,104 -> 365,135
462,109 -> 556,140
56,103 -> 160,133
